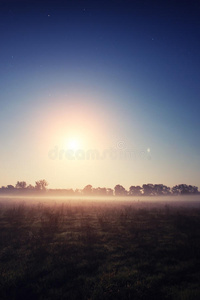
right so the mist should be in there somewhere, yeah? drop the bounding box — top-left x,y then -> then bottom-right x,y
1,194 -> 200,209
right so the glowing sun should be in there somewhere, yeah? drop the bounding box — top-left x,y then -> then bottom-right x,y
66,138 -> 81,151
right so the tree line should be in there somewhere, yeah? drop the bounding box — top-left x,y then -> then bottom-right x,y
0,181 -> 199,196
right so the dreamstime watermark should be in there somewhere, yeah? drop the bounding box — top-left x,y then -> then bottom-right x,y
48,146 -> 151,161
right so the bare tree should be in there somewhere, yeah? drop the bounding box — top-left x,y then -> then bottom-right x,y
35,180 -> 48,191
15,181 -> 27,189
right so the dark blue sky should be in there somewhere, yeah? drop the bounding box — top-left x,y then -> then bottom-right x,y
1,0 -> 200,188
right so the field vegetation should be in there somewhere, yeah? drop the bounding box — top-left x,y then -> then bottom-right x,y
0,198 -> 200,299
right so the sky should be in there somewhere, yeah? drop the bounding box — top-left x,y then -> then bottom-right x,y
0,0 -> 200,189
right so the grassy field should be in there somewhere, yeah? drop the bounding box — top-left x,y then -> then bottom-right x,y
0,198 -> 200,299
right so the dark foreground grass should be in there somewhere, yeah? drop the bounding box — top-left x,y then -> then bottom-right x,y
0,200 -> 200,299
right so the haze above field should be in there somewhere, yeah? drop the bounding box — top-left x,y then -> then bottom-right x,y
1,195 -> 200,209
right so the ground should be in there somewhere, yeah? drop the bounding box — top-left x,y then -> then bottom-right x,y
0,198 -> 200,299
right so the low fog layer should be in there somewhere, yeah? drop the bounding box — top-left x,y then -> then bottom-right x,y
0,195 -> 200,209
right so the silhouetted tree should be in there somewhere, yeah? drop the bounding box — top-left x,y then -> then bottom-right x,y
27,184 -> 35,190
15,181 -> 27,189
129,186 -> 142,196
172,184 -> 199,195
7,185 -> 15,190
35,180 -> 48,191
114,184 -> 127,196
188,185 -> 199,194
153,184 -> 171,195
142,184 -> 154,196
83,185 -> 93,195
0,186 -> 6,192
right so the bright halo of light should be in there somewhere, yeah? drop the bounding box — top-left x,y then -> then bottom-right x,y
67,138 -> 80,151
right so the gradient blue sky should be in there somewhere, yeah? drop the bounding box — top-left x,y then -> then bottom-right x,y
0,0 -> 200,189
